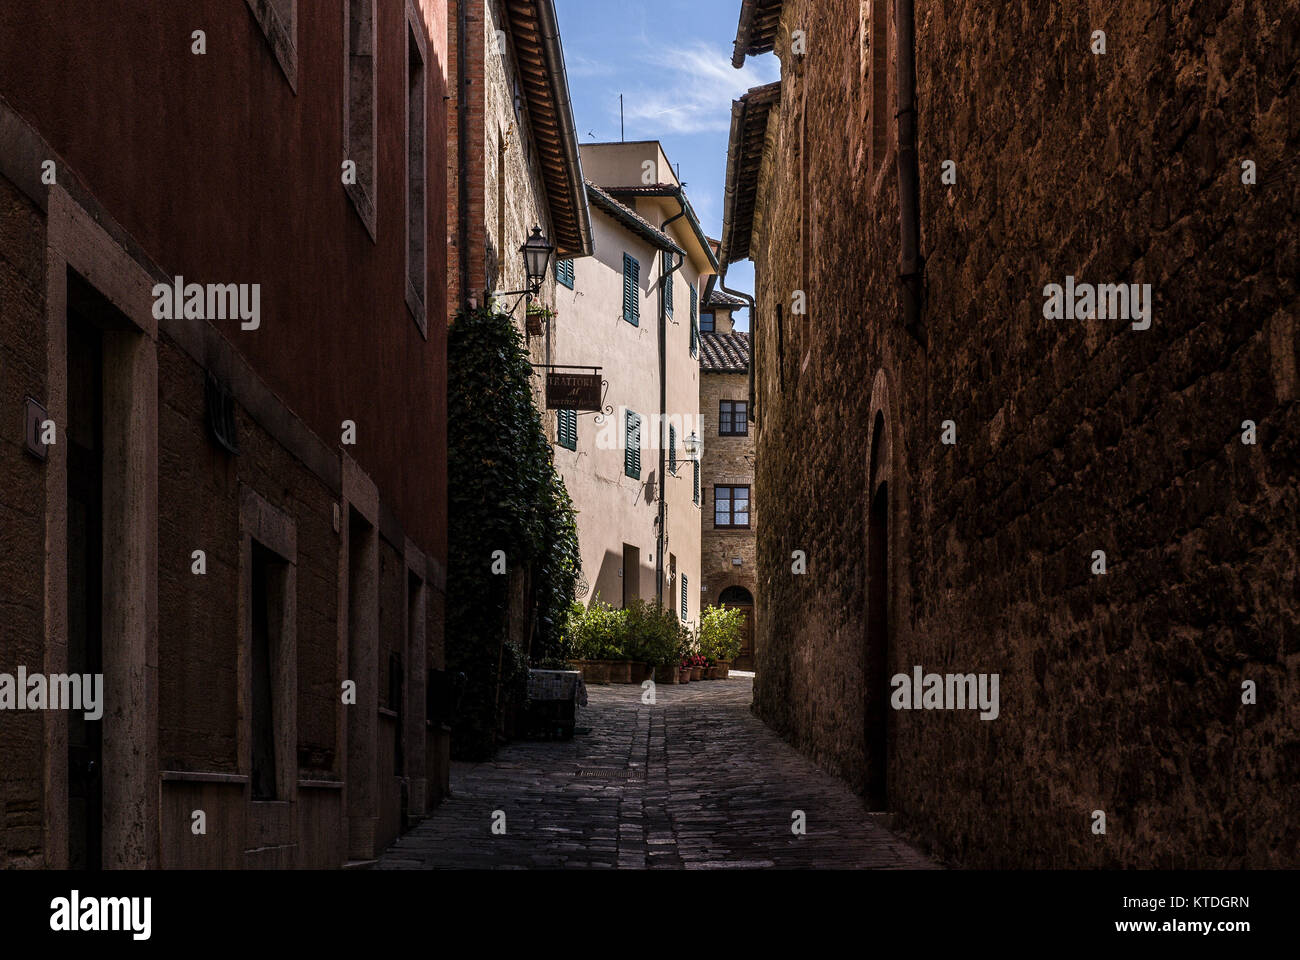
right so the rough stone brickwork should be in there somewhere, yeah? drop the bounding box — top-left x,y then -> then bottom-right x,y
700,364 -> 758,626
451,0 -> 559,425
0,173 -> 49,868
748,0 -> 1299,867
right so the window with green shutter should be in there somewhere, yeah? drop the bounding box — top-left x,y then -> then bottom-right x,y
622,254 -> 640,326
689,284 -> 699,357
681,574 -> 688,621
663,251 -> 674,317
693,459 -> 700,505
555,258 -> 575,289
669,424 -> 677,475
557,409 -> 577,450
624,409 -> 641,478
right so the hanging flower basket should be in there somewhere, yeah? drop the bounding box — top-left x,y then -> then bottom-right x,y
525,304 -> 556,336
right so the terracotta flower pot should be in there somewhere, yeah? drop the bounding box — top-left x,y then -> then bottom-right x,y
716,660 -> 731,679
586,660 -> 610,684
677,667 -> 691,683
654,664 -> 677,684
690,666 -> 703,681
609,660 -> 632,684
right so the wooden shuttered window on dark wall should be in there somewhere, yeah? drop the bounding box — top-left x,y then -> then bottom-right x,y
625,410 -> 641,478
669,424 -> 677,474
557,409 -> 577,450
693,459 -> 700,505
623,254 -> 640,325
664,251 -> 674,317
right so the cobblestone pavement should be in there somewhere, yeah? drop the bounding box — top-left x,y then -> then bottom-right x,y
378,675 -> 938,869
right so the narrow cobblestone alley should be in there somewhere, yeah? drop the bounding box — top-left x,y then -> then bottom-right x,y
378,678 -> 937,869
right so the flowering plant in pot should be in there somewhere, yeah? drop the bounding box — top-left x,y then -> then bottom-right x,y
525,303 -> 556,336
688,654 -> 707,682
675,628 -> 697,682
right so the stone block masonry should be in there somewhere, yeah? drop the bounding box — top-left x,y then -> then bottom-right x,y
747,0 -> 1299,867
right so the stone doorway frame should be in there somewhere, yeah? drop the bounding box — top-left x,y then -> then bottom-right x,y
43,183 -> 159,868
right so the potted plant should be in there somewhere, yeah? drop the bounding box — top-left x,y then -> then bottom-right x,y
698,605 -> 744,680
525,303 -> 556,336
689,655 -> 705,682
568,598 -> 629,685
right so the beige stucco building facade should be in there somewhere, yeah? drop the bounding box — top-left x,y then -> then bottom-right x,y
551,143 -> 717,628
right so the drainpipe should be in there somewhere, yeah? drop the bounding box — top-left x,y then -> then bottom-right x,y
715,274 -> 757,424
896,0 -> 925,343
656,205 -> 687,609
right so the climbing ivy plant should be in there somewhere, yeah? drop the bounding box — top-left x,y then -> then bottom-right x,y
447,305 -> 580,760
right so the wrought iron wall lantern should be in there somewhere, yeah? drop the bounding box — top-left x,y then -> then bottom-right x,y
668,432 -> 701,477
497,225 -> 555,322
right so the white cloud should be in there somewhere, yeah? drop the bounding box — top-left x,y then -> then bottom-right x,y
619,42 -> 780,135
567,52 -> 617,78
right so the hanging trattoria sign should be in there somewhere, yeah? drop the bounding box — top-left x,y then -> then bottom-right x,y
545,368 -> 603,411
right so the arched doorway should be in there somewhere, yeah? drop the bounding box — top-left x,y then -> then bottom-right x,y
718,585 -> 755,670
864,410 -> 891,810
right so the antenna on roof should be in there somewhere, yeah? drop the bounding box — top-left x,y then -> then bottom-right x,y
620,94 -> 624,142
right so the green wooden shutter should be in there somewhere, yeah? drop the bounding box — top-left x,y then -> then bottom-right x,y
669,424 -> 677,474
681,575 -> 688,621
558,409 -> 577,450
625,410 -> 640,478
693,459 -> 700,505
556,259 -> 574,289
623,254 -> 639,326
664,252 -> 673,317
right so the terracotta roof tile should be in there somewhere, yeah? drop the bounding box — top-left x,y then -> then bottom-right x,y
700,331 -> 750,373
706,289 -> 748,309
586,182 -> 683,254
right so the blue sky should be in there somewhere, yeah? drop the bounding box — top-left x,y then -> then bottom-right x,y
555,0 -> 781,331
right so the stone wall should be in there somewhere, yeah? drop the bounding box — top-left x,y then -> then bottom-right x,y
749,0 -> 1299,867
481,0 -> 559,393
0,172 -> 49,869
700,368 -> 758,641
